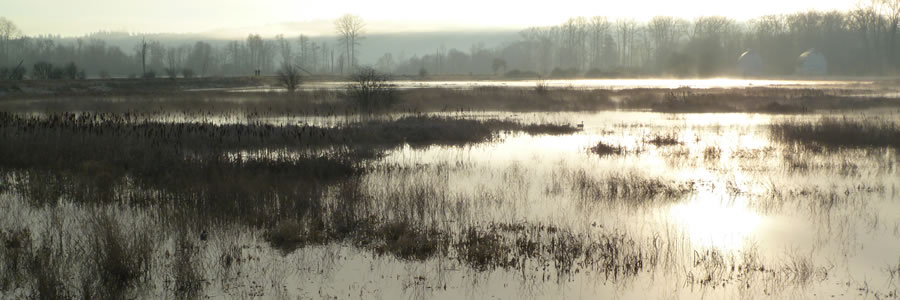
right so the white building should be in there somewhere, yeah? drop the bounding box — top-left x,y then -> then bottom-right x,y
737,49 -> 763,76
796,49 -> 827,76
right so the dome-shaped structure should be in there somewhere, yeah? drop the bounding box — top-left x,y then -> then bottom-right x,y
737,49 -> 763,76
796,48 -> 827,76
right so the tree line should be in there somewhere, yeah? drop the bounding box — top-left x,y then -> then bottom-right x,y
389,2 -> 900,77
0,14 -> 365,79
2,3 -> 900,79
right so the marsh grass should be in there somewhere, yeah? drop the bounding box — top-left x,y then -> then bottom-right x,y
571,170 -> 695,206
645,132 -> 682,147
890,257 -> 900,282
589,141 -> 625,156
169,231 -> 205,299
457,227 -> 510,271
0,90 -> 883,298
265,220 -> 320,253
90,213 -> 154,293
703,146 -> 722,160
366,220 -> 448,261
26,244 -> 68,300
0,112 -> 575,228
649,87 -> 892,113
772,117 -> 900,149
0,228 -> 31,291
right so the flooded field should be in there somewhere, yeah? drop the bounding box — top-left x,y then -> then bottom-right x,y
1,81 -> 899,299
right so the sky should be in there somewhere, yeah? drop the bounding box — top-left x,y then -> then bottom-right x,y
5,0 -> 857,37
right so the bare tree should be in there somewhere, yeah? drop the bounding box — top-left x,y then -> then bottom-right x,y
588,16 -> 611,70
616,19 -> 637,67
275,34 -> 292,66
375,53 -> 395,72
491,58 -> 507,75
296,35 -> 310,69
348,66 -> 395,111
335,14 -> 365,74
0,17 -> 21,66
277,62 -> 302,92
880,0 -> 900,67
647,16 -> 687,70
187,41 -> 212,77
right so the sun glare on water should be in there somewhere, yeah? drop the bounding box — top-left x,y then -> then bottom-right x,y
668,190 -> 764,251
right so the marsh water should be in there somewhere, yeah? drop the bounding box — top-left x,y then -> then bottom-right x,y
2,81 -> 900,299
239,111 -> 900,299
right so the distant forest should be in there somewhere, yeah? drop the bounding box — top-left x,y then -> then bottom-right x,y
1,2 -> 899,79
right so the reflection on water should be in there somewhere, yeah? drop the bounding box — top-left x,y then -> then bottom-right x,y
4,108 -> 899,299
365,110 -> 899,298
669,191 -> 764,251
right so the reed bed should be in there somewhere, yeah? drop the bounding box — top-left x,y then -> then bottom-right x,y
772,117 -> 900,149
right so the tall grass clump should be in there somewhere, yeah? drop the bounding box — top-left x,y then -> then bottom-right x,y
89,213 -> 153,294
589,141 -> 624,156
169,231 -> 204,299
26,244 -> 69,299
772,117 -> 900,149
644,132 -> 682,147
571,170 -> 695,206
0,228 -> 32,291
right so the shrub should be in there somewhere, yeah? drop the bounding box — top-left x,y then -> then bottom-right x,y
550,67 -> 579,78
141,70 -> 156,79
10,65 -> 26,80
32,61 -> 54,80
277,63 -> 302,92
63,62 -> 78,79
348,67 -> 396,112
534,77 -> 549,93
181,69 -> 194,79
2,65 -> 27,80
49,67 -> 64,80
584,68 -> 621,78
504,69 -> 540,78
164,68 -> 178,79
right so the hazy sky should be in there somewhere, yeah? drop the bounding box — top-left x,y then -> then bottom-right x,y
6,0 -> 856,37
